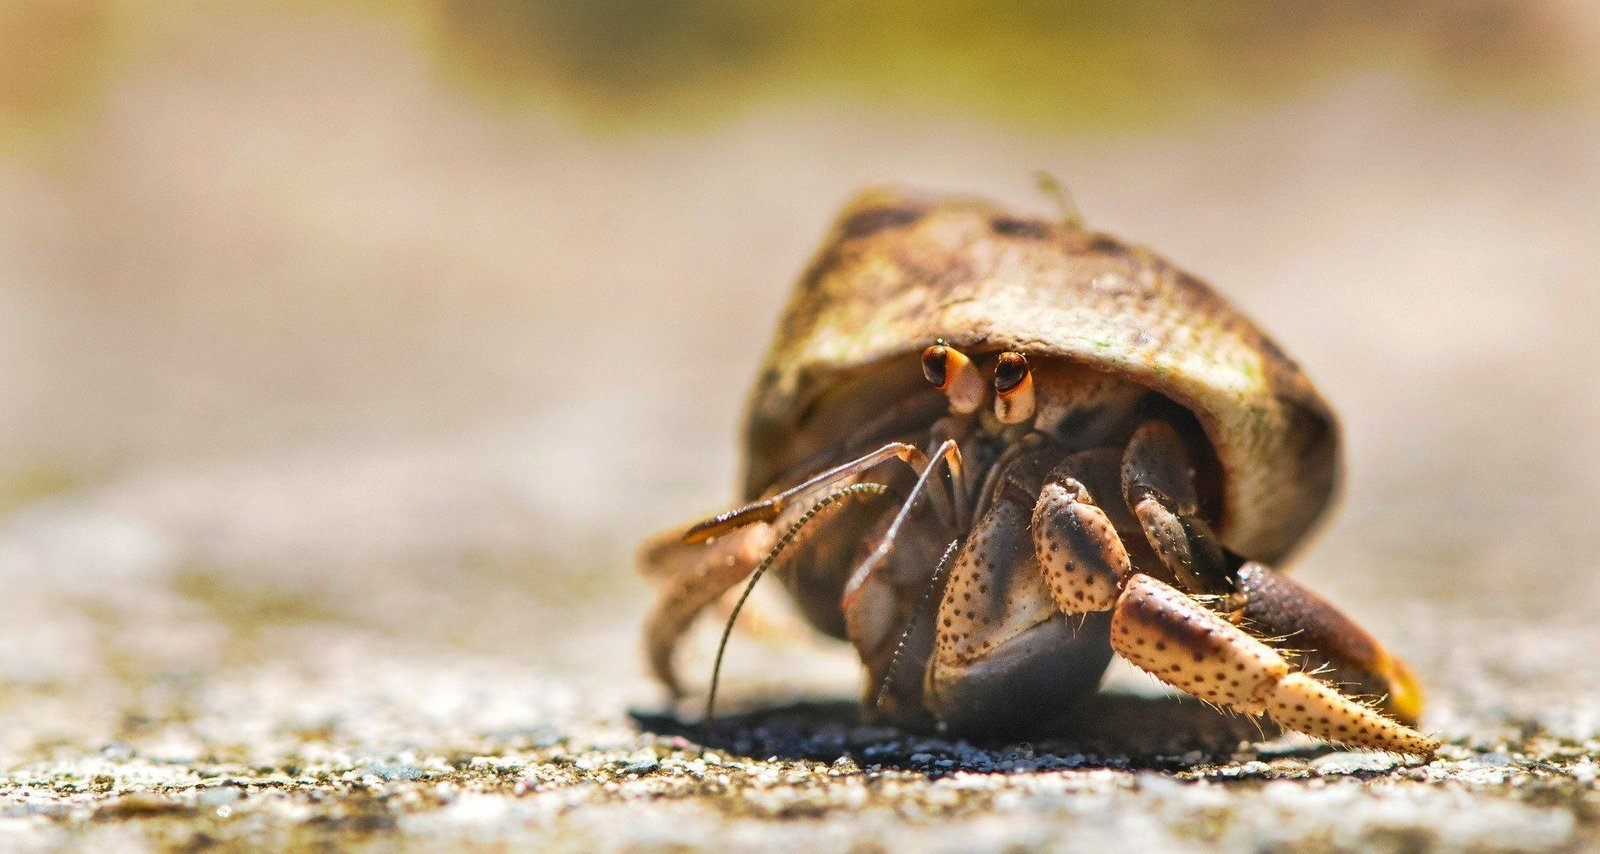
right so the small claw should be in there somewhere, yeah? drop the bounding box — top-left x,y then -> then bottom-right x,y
1130,495 -> 1231,593
1032,480 -> 1124,612
1122,420 -> 1232,594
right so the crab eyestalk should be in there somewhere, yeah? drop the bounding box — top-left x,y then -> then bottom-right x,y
992,351 -> 1035,424
922,342 -> 985,414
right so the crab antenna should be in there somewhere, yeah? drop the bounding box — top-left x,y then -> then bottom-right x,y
1034,170 -> 1084,228
871,536 -> 963,713
922,341 -> 985,414
992,351 -> 1036,424
703,482 -> 896,747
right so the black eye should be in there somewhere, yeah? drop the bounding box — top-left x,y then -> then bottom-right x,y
994,352 -> 1029,394
922,345 -> 949,388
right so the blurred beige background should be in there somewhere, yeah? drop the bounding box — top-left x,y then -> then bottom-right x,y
2,1 -> 1600,848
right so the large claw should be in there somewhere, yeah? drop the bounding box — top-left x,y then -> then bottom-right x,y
1112,574 -> 1436,754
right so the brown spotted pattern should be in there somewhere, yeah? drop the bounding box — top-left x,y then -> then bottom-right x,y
640,189 -> 1434,753
1270,672 -> 1439,754
933,499 -> 1056,666
1113,575 -> 1435,753
1031,481 -> 1123,612
1231,562 -> 1424,726
1132,498 -> 1192,577
1112,574 -> 1286,713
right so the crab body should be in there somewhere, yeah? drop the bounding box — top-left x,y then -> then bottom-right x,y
641,188 -> 1433,753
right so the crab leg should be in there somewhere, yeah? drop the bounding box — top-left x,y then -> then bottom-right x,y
682,442 -> 928,544
1225,562 -> 1425,726
1024,470 -> 1434,753
1111,574 -> 1436,754
1121,420 -> 1231,594
1119,419 -> 1426,726
639,521 -> 779,695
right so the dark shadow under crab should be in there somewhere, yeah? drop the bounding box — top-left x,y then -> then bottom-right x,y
631,690 -> 1313,775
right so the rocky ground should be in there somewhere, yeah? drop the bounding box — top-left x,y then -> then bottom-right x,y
3,6 -> 1600,851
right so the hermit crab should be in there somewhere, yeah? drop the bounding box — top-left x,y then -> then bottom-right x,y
640,187 -> 1434,754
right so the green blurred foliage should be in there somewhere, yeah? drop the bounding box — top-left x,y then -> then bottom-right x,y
428,0 -> 1586,129
0,1 -> 1589,149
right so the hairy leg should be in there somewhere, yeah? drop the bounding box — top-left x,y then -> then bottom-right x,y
1117,419 -> 1427,730
1226,562 -> 1425,726
1029,464 -> 1435,753
1112,574 -> 1434,753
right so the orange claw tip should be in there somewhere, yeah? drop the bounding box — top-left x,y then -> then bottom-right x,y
682,501 -> 778,544
1380,651 -> 1426,729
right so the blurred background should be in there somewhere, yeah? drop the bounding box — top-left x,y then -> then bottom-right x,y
3,0 -> 1600,761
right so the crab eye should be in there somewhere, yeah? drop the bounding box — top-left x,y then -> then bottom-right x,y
992,351 -> 1036,424
994,352 -> 1028,393
923,341 -> 985,414
921,345 -> 949,388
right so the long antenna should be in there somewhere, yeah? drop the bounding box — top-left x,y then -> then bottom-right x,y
872,536 -> 963,712
702,482 -> 895,745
